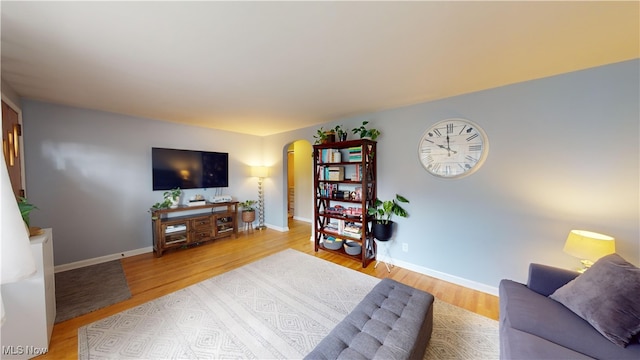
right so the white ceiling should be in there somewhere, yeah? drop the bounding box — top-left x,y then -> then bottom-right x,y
1,1 -> 638,136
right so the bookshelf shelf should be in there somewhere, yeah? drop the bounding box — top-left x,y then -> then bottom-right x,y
313,139 -> 377,267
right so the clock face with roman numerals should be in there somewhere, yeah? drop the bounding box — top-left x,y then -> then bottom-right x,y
418,118 -> 489,179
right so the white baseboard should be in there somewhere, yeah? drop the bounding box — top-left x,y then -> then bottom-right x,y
293,216 -> 312,223
55,232 -> 499,297
376,254 -> 499,296
54,246 -> 153,273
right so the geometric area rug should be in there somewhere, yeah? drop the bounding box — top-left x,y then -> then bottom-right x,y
78,249 -> 498,359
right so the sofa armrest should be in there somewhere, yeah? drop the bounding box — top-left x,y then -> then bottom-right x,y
527,263 -> 579,296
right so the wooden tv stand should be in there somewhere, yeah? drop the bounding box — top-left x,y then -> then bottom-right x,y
151,202 -> 238,257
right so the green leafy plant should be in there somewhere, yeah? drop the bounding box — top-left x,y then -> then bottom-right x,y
313,127 -> 336,144
333,125 -> 348,141
351,121 -> 380,140
151,188 -> 182,209
18,197 -> 38,227
239,200 -> 257,212
367,194 -> 409,224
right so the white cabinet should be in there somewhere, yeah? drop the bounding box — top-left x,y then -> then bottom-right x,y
1,228 -> 55,359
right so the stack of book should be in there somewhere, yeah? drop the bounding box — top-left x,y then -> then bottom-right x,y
318,183 -> 338,197
324,222 -> 341,233
319,149 -> 342,163
343,222 -> 362,236
348,146 -> 362,162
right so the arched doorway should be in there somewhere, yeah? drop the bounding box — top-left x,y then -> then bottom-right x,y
284,140 -> 313,226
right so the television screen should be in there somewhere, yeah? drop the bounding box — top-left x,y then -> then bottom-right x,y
152,147 -> 229,191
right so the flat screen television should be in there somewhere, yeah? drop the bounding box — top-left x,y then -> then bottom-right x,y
152,147 -> 229,191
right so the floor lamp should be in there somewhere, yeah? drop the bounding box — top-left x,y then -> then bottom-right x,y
251,166 -> 269,230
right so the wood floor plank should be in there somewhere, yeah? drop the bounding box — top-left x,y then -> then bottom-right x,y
35,220 -> 499,359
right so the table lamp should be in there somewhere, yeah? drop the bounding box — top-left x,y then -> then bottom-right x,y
563,229 -> 615,272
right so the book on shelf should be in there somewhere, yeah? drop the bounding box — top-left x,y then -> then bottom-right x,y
343,222 -> 362,235
324,222 -> 340,233
348,146 -> 362,162
320,149 -> 342,163
318,183 -> 338,197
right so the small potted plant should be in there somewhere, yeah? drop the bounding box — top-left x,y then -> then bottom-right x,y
239,200 -> 257,223
314,127 -> 336,144
18,197 -> 41,236
334,125 -> 348,141
352,121 -> 380,140
151,188 -> 182,210
367,194 -> 409,241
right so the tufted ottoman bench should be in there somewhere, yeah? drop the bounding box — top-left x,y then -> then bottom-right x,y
305,278 -> 434,360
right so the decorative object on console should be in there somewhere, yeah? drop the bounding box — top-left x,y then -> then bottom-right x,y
1,155 -> 36,325
563,229 -> 615,272
188,194 -> 206,207
351,120 -> 380,140
418,118 -> 489,179
251,166 -> 270,230
151,187 -> 182,210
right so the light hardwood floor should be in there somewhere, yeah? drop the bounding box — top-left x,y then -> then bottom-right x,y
38,220 -> 499,359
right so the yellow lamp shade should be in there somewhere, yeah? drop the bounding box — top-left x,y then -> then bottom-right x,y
563,230 -> 615,263
251,166 -> 270,178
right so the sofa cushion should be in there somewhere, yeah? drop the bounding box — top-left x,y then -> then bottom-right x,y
500,279 -> 640,359
550,253 -> 640,347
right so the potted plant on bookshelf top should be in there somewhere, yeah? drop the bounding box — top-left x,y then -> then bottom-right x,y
352,121 -> 380,140
239,200 -> 257,223
314,127 -> 336,144
367,194 -> 409,241
334,125 -> 348,141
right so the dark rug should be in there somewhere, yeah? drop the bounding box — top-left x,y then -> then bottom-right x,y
55,260 -> 131,323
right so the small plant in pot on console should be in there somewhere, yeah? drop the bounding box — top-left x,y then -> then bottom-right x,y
239,200 -> 257,223
368,194 -> 409,241
151,187 -> 182,210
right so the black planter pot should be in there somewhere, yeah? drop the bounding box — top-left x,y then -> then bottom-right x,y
372,221 -> 394,241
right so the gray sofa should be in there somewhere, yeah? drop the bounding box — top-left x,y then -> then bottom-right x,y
499,263 -> 640,359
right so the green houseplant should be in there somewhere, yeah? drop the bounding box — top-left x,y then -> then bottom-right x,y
368,194 -> 409,241
352,121 -> 380,140
18,197 -> 42,236
314,127 -> 336,144
151,188 -> 182,210
334,125 -> 348,141
239,200 -> 257,223
18,197 -> 38,228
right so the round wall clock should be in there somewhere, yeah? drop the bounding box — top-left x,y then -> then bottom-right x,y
418,118 -> 489,179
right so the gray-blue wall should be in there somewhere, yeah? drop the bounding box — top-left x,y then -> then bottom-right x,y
22,104 -> 264,264
266,59 -> 639,291
22,59 -> 639,293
